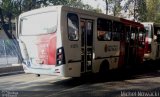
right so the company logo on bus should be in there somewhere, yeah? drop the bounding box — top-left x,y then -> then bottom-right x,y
104,44 -> 118,52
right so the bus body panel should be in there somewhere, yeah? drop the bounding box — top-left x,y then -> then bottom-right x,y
19,6 -> 62,75
94,41 -> 120,70
18,5 -> 145,77
19,35 -> 56,75
55,9 -> 82,77
142,23 -> 153,60
142,22 -> 160,60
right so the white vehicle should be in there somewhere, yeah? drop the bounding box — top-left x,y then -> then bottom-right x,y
142,22 -> 160,60
18,5 -> 145,77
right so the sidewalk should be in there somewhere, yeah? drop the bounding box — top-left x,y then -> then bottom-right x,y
0,64 -> 24,76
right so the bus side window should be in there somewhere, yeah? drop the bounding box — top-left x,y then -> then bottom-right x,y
67,13 -> 79,41
138,29 -> 145,48
157,29 -> 160,43
97,18 -> 112,41
154,27 -> 158,42
112,22 -> 122,41
130,27 -> 138,45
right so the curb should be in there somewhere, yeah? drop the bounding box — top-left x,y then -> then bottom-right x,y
0,65 -> 24,76
0,70 -> 24,76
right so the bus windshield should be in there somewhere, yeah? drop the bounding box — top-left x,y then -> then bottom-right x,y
20,11 -> 57,35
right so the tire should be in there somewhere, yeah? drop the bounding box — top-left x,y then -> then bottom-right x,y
99,60 -> 109,77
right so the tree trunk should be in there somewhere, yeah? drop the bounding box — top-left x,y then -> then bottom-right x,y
0,8 -> 13,39
8,13 -> 12,34
0,8 -> 23,63
113,0 -> 116,16
105,0 -> 108,15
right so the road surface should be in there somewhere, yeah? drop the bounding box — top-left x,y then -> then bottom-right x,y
0,61 -> 160,97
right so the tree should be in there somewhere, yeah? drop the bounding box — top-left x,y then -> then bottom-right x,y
103,0 -> 122,16
123,0 -> 147,22
0,0 -> 14,34
146,0 -> 160,22
136,0 -> 147,22
0,7 -> 23,62
112,0 -> 122,16
0,8 -> 12,39
105,0 -> 109,14
48,0 -> 96,11
93,8 -> 102,13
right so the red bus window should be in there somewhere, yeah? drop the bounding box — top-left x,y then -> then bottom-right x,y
112,22 -> 123,41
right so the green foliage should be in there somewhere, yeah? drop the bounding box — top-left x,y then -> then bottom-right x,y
146,0 -> 160,23
92,8 -> 102,13
0,0 -> 101,17
0,0 -> 101,37
48,0 -> 98,12
122,0 -> 160,23
1,0 -> 160,23
156,13 -> 160,22
112,0 -> 122,16
48,0 -> 69,5
103,0 -> 122,16
0,0 -> 13,16
137,0 -> 147,22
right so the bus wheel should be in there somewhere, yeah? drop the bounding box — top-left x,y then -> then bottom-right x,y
99,60 -> 109,77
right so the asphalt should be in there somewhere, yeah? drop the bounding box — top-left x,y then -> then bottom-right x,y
0,60 -> 159,77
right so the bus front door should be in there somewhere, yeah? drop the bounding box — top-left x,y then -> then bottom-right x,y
125,27 -> 137,66
80,19 -> 93,73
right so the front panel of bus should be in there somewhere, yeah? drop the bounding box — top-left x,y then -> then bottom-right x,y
56,11 -> 81,77
143,24 -> 152,59
19,9 -> 59,75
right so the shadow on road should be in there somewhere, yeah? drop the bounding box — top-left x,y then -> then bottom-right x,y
6,60 -> 160,97
52,59 -> 160,86
43,60 -> 160,97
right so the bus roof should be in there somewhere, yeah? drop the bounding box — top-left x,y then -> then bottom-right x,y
120,18 -> 144,28
19,5 -> 63,18
19,5 -> 120,21
19,5 -> 144,28
142,22 -> 160,27
61,6 -> 120,21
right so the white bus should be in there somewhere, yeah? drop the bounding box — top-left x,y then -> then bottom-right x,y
18,5 -> 145,77
142,22 -> 160,60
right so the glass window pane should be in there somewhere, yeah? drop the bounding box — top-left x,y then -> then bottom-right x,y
67,13 -> 79,41
21,11 -> 57,35
97,18 -> 112,41
112,22 -> 121,41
